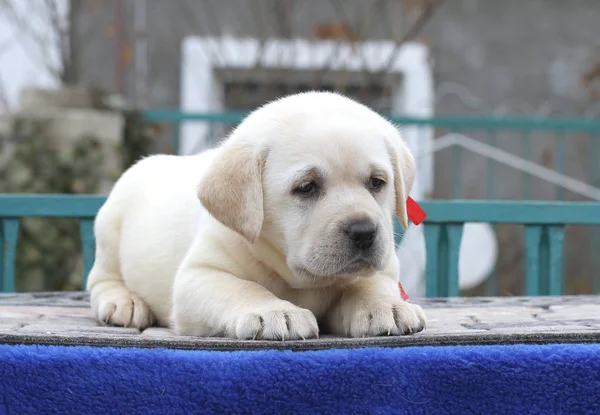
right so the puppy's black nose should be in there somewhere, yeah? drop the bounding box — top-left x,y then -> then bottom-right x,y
345,219 -> 377,250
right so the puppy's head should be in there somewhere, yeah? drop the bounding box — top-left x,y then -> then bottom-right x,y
198,92 -> 414,288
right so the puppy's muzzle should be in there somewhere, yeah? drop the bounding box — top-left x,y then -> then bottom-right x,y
344,219 -> 377,251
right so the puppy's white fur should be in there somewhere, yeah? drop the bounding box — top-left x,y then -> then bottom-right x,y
87,91 -> 426,339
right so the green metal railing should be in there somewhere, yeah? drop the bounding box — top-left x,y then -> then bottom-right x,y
3,112 -> 600,296
2,194 -> 600,297
0,195 -> 104,293
420,201 -> 600,297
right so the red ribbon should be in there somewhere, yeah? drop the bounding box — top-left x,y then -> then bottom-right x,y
397,197 -> 427,301
406,196 -> 426,225
398,282 -> 409,301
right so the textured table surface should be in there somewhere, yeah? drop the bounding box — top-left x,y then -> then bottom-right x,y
0,292 -> 598,351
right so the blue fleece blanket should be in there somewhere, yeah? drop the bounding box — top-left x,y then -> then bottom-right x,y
0,343 -> 599,414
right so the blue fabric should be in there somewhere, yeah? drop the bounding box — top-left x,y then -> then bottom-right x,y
0,343 -> 599,415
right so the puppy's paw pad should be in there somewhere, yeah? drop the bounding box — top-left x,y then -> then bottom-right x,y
97,293 -> 155,330
235,304 -> 319,340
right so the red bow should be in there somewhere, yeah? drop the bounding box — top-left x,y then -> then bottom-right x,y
398,282 -> 409,301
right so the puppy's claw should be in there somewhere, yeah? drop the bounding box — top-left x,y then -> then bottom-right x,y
235,305 -> 318,340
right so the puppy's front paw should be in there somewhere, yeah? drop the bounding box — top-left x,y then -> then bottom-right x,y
234,302 -> 319,340
95,289 -> 155,330
335,296 -> 426,338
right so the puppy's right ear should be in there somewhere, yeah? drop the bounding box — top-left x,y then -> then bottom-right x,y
387,135 -> 415,230
197,141 -> 267,243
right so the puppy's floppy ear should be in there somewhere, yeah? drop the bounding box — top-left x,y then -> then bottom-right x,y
387,135 -> 415,230
197,141 -> 267,243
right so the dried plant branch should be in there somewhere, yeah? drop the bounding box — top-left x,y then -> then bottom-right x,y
383,0 -> 445,72
0,71 -> 10,111
44,0 -> 72,82
249,0 -> 270,68
176,0 -> 225,64
581,48 -> 600,101
0,0 -> 64,80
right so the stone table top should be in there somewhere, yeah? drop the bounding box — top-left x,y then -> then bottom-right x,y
0,292 -> 598,351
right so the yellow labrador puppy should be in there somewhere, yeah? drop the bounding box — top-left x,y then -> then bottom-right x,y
87,91 -> 426,340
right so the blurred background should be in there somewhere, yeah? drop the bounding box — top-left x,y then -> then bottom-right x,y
1,0 -> 600,296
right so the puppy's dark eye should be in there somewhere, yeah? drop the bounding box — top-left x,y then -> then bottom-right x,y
369,177 -> 385,192
293,181 -> 317,196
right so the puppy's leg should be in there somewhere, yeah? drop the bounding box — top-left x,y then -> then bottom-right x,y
86,207 -> 154,329
172,267 -> 319,340
326,274 -> 426,337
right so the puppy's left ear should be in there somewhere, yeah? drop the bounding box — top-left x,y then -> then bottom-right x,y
387,135 -> 415,230
197,141 -> 267,243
